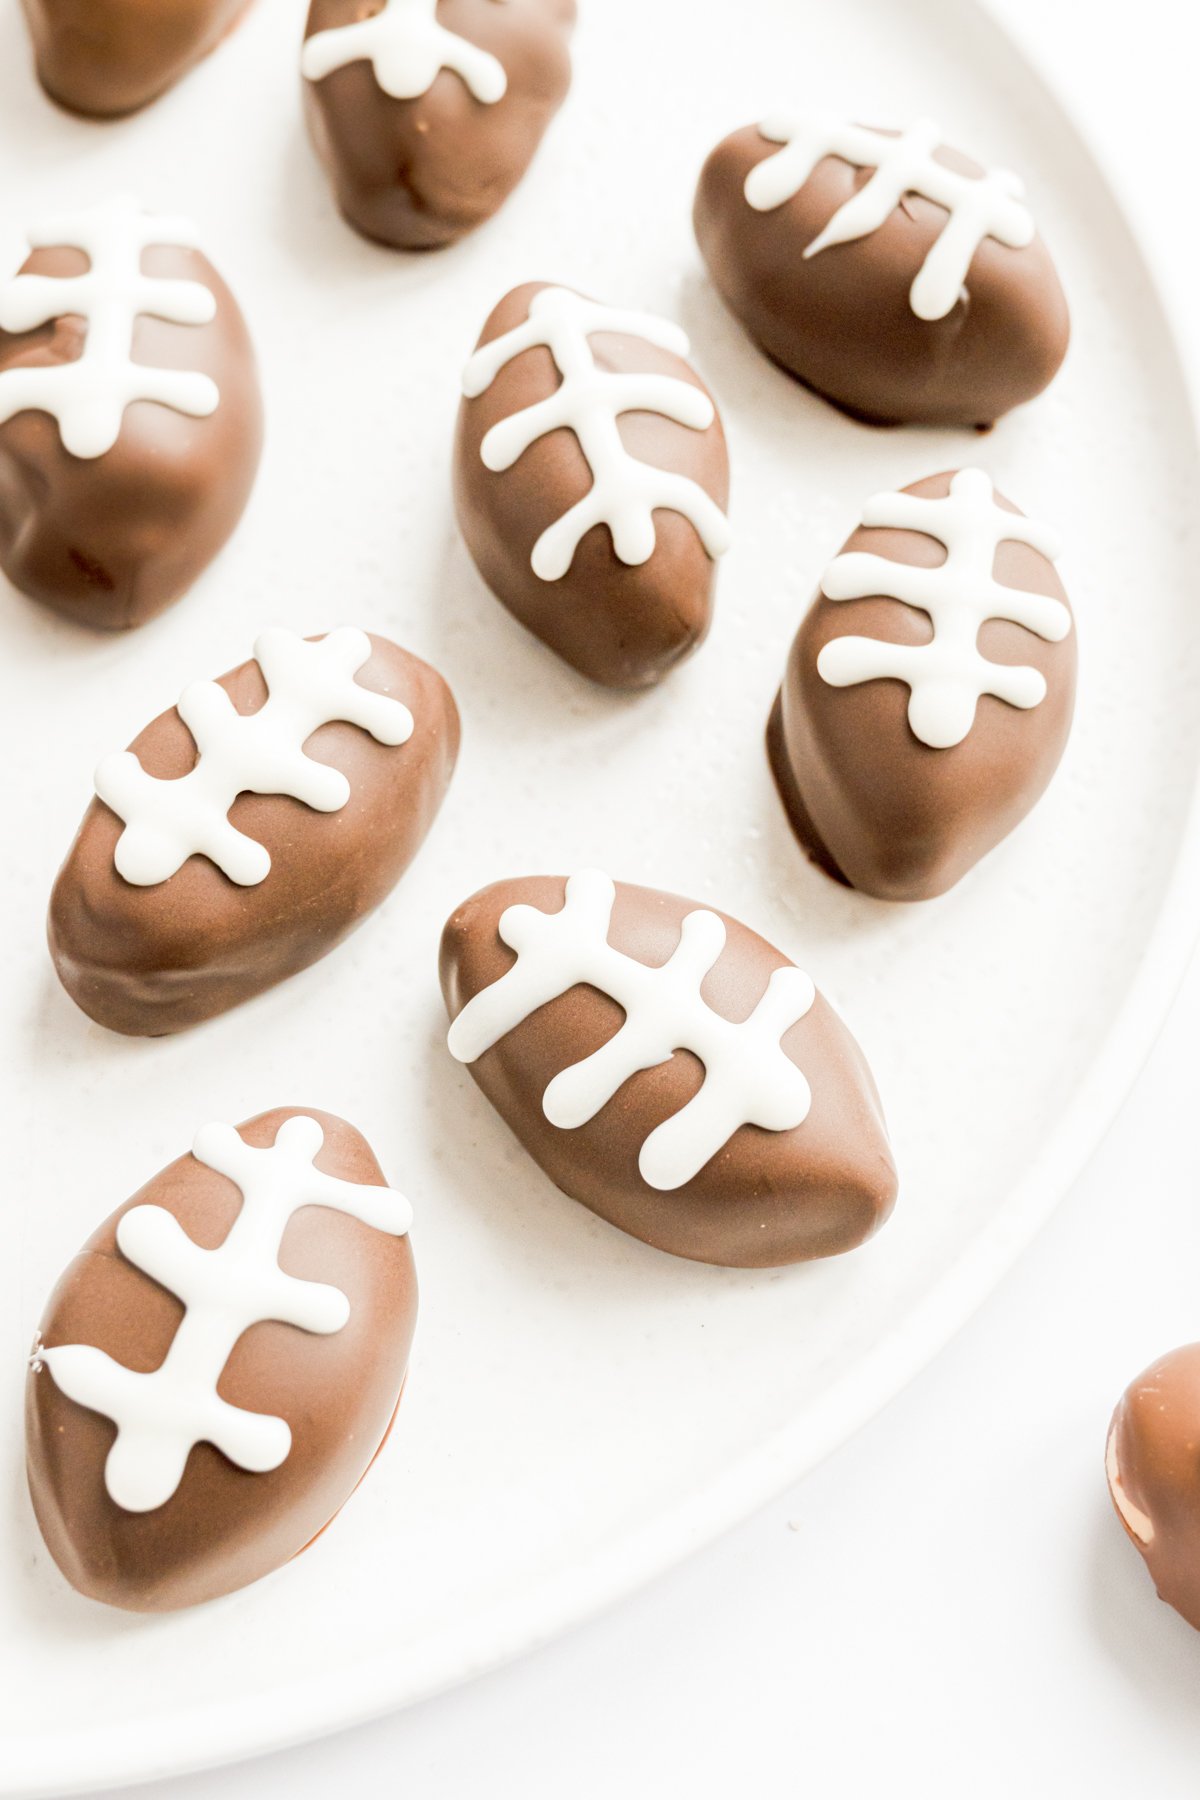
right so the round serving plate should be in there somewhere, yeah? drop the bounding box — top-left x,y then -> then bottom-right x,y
1,0 -> 1197,1791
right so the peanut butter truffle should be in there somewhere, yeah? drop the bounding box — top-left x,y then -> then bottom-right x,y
441,870 -> 898,1266
768,469 -> 1076,902
1106,1344 -> 1200,1634
27,1108 -> 417,1612
454,282 -> 731,688
49,628 -> 460,1034
694,117 -> 1069,428
0,196 -> 262,629
302,0 -> 575,250
21,0 -> 252,118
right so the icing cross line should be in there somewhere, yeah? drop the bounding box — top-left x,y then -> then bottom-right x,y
448,869 -> 814,1190
302,0 -> 509,104
39,1115 -> 413,1514
0,195 -> 220,459
96,626 -> 414,888
816,469 -> 1070,750
744,118 -> 1035,322
462,287 -> 731,581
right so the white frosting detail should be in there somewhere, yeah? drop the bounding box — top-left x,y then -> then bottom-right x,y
39,1115 -> 413,1514
460,286 -> 732,581
447,869 -> 814,1191
0,195 -> 220,459
743,117 -> 1035,323
816,469 -> 1070,751
301,0 -> 508,103
95,626 -> 414,888
1106,1428 -> 1155,1546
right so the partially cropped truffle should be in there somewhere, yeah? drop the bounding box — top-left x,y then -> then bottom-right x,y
301,0 -> 575,250
27,1108 -> 417,1612
1107,1344 -> 1200,1633
694,116 -> 1069,428
768,469 -> 1076,902
0,196 -> 262,630
454,283 -> 731,688
440,869 -> 897,1266
20,0 -> 252,118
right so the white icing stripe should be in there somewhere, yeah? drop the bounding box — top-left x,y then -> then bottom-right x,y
816,469 -> 1070,751
0,195 -> 220,459
95,626 -> 414,888
448,869 -> 814,1191
40,1115 -> 413,1514
301,0 -> 508,103
743,118 -> 1035,323
461,288 -> 731,581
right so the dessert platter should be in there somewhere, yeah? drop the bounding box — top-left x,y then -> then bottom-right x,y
1,0 -> 1199,1789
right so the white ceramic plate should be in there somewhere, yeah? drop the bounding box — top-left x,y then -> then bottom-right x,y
1,0 -> 1197,1790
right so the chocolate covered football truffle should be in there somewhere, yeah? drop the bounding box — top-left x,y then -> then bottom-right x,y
49,626 -> 459,1035
301,0 -> 575,250
0,196 -> 262,629
768,469 -> 1075,903
20,0 -> 251,117
454,283 -> 731,688
441,870 -> 897,1266
694,117 -> 1069,428
1106,1345 -> 1200,1633
27,1107 -> 416,1612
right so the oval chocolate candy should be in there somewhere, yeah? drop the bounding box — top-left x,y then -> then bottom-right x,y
454,282 -> 731,688
694,117 -> 1069,428
768,469 -> 1076,902
21,0 -> 252,118
48,626 -> 460,1034
27,1107 -> 417,1612
440,869 -> 897,1267
0,197 -> 263,629
302,0 -> 575,250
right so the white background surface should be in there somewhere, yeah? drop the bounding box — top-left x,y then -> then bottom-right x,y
14,0 -> 1200,1794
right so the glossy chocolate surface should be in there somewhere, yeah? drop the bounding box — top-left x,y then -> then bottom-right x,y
441,875 -> 898,1267
768,471 -> 1076,902
0,242 -> 262,630
454,282 -> 729,689
21,0 -> 252,118
1108,1344 -> 1200,1634
49,633 -> 460,1035
694,125 -> 1069,428
303,0 -> 574,250
27,1107 -> 418,1613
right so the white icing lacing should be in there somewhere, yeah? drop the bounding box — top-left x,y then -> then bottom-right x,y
461,287 -> 731,581
0,195 -> 220,460
743,118 -> 1035,323
95,626 -> 414,888
38,1115 -> 413,1514
302,0 -> 508,103
447,869 -> 814,1190
815,469 -> 1070,750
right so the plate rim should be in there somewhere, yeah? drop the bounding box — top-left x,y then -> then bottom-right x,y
6,1 -> 1200,1792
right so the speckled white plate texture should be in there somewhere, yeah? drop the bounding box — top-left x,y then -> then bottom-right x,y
1,0 -> 1197,1791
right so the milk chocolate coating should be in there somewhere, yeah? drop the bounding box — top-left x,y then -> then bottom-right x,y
20,0 -> 251,117
1106,1345 -> 1200,1633
454,283 -> 730,689
768,471 -> 1076,903
49,633 -> 460,1035
27,1107 -> 418,1613
302,0 -> 574,251
0,242 -> 262,630
693,125 -> 1069,428
440,876 -> 898,1267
